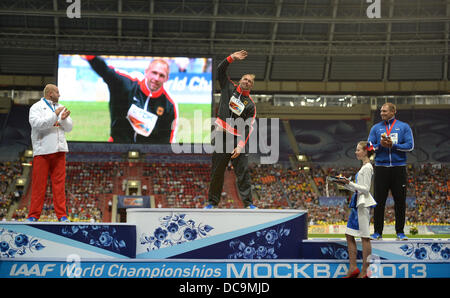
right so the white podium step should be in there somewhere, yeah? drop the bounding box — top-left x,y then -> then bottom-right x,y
0,222 -> 136,259
126,208 -> 308,259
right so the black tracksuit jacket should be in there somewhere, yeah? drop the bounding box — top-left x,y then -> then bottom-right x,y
86,56 -> 178,144
215,56 -> 256,150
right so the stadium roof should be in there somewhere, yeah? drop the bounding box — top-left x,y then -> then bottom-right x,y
0,0 -> 448,81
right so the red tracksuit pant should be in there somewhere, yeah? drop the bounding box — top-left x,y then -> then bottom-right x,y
28,152 -> 68,220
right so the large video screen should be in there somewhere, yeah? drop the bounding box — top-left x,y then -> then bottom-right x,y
57,54 -> 212,144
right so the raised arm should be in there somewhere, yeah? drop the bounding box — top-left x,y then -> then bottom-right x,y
217,50 -> 248,89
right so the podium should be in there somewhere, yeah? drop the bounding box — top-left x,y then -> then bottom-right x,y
0,222 -> 136,259
1,209 -> 449,278
301,238 -> 450,261
127,208 -> 308,259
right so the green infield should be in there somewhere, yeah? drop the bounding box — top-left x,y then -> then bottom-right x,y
176,103 -> 211,144
60,101 -> 110,142
60,101 -> 211,143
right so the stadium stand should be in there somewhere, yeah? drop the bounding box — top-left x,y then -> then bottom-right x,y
0,104 -> 448,226
250,163 -> 315,209
0,161 -> 22,221
144,162 -> 210,209
289,119 -> 368,166
1,149 -> 449,225
0,104 -> 31,161
11,161 -> 120,222
406,163 -> 449,224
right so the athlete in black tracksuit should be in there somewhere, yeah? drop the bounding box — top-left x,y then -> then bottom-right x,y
207,51 -> 257,208
85,56 -> 178,144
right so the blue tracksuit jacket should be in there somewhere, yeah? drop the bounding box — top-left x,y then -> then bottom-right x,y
368,118 -> 414,166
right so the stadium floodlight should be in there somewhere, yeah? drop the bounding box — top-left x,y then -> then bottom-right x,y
128,151 -> 139,159
16,178 -> 25,186
297,155 -> 307,162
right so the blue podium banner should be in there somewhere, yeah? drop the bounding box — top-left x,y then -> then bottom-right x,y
302,239 -> 450,261
0,222 -> 136,259
1,259 -> 448,278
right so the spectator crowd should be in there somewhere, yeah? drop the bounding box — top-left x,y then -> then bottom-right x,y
0,161 -> 22,221
1,157 -> 448,226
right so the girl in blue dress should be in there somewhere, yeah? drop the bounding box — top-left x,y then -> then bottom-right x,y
333,141 -> 376,278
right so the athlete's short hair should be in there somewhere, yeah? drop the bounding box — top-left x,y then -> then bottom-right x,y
383,102 -> 396,113
241,73 -> 256,81
147,59 -> 170,78
43,84 -> 57,97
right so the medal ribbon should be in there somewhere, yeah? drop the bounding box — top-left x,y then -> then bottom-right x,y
384,119 -> 396,136
43,98 -> 55,112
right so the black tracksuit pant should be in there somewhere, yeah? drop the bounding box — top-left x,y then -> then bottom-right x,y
207,130 -> 253,207
373,166 -> 407,235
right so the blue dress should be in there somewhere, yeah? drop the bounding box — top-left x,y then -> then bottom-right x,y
345,164 -> 377,237
347,186 -> 359,231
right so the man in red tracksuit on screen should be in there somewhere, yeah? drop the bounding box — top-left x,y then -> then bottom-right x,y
205,50 -> 257,209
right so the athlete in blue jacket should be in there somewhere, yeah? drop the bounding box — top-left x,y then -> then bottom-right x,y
368,111 -> 414,167
368,103 -> 414,240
